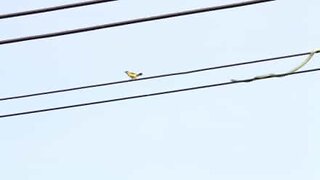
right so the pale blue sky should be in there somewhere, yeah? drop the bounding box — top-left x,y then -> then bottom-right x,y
0,0 -> 319,179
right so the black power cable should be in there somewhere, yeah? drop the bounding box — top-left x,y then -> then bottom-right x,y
0,0 -> 117,20
0,67 -> 318,119
0,0 -> 275,45
0,50 -> 316,102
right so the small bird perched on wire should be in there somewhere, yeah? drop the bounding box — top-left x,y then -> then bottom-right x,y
125,71 -> 143,79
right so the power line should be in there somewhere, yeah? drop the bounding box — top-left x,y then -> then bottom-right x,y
0,50 -> 317,102
0,67 -> 319,119
0,0 -> 117,20
0,0 -> 275,45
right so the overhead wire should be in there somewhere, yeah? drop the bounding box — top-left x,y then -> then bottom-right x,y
0,0 -> 275,45
0,67 -> 319,119
0,49 -> 318,102
0,0 -> 117,20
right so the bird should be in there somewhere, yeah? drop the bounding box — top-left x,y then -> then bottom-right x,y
125,71 -> 143,79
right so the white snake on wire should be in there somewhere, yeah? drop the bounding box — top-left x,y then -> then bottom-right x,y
231,48 -> 320,82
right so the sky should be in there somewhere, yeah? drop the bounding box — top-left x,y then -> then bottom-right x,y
0,0 -> 319,179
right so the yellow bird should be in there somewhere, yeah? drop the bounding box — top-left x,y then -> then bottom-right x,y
125,71 -> 143,79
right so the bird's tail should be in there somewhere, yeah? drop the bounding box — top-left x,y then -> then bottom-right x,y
137,73 -> 143,76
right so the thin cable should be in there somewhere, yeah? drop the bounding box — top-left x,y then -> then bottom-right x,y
0,68 -> 319,119
0,50 -> 317,102
0,0 -> 275,45
0,0 -> 117,20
